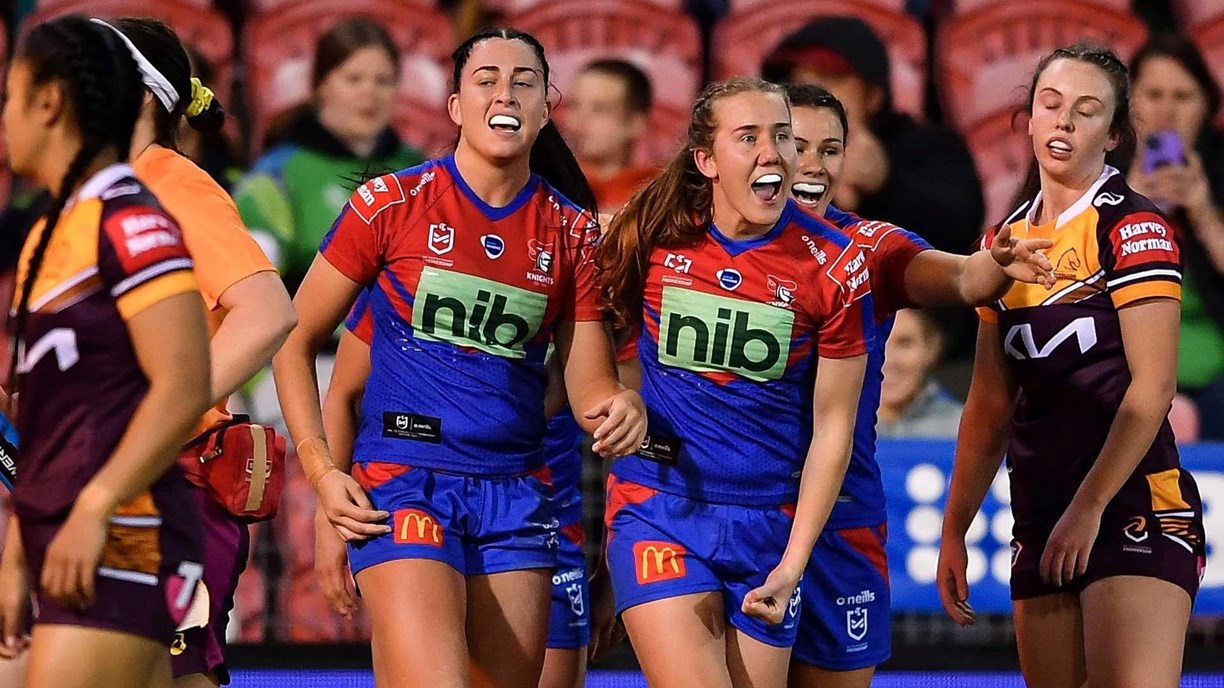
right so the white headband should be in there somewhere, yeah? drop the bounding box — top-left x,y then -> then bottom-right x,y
89,17 -> 180,112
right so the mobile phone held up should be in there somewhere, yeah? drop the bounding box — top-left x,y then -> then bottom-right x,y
1142,130 -> 1186,174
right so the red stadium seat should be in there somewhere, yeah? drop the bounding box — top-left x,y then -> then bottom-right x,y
963,109 -> 1032,230
243,0 -> 455,157
0,20 -> 8,209
936,1 -> 1147,131
1192,17 -> 1224,127
22,0 -> 235,107
951,0 -> 1129,14
509,0 -> 702,165
488,0 -> 686,17
246,0 -> 434,13
730,0 -> 908,10
712,0 -> 927,120
1172,0 -> 1224,30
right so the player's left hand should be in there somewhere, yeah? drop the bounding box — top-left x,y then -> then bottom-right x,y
1039,502 -> 1103,588
587,570 -> 624,664
42,501 -> 108,611
992,223 -> 1055,289
587,389 -> 647,458
742,565 -> 801,625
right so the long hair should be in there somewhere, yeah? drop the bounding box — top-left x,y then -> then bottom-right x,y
9,16 -> 145,390
597,77 -> 788,327
451,27 -> 598,217
113,17 -> 225,146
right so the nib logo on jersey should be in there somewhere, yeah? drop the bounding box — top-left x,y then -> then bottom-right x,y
414,268 -> 548,358
657,287 -> 794,382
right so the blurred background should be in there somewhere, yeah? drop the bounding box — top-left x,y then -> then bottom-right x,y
0,0 -> 1222,685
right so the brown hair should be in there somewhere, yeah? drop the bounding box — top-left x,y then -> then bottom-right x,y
597,77 -> 788,327
312,17 -> 399,91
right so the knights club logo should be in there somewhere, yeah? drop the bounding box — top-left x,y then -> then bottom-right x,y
528,239 -> 554,274
428,223 -> 455,255
767,275 -> 797,306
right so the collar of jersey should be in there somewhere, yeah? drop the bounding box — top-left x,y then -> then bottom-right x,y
708,200 -> 794,257
64,163 -> 136,211
1025,165 -> 1119,229
443,155 -> 540,222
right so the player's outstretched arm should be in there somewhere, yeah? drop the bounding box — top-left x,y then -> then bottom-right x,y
903,225 -> 1055,307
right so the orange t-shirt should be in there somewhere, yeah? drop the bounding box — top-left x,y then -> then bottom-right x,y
586,165 -> 658,214
133,147 -> 276,434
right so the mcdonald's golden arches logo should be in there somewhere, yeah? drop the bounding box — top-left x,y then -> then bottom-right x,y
633,540 -> 687,584
394,509 -> 443,546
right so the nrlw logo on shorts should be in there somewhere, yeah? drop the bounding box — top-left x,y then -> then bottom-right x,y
633,541 -> 687,584
657,287 -> 794,381
413,268 -> 548,358
394,509 -> 443,546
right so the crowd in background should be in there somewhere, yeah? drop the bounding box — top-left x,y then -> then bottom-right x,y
0,0 -> 1221,642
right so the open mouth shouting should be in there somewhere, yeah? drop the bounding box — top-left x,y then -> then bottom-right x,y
791,181 -> 827,208
751,172 -> 784,204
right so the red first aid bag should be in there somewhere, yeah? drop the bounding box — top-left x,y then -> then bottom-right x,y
179,415 -> 285,522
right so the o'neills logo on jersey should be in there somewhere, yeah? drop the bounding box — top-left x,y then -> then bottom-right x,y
657,287 -> 794,381
413,268 -> 548,358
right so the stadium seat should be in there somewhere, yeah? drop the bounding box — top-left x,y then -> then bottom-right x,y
730,0 -> 908,10
509,0 -> 702,165
1192,17 -> 1224,127
243,0 -> 455,156
246,0 -> 434,13
711,0 -> 927,120
936,1 -> 1147,131
22,0 -> 235,106
489,0 -> 686,16
950,0 -> 1129,14
1172,0 -> 1224,30
0,21 -> 8,209
963,109 -> 1032,230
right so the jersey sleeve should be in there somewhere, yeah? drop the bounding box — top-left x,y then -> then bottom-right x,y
319,173 -> 406,286
975,226 -> 1001,324
176,176 -> 276,310
814,243 -> 875,358
345,289 -> 375,345
561,212 -> 603,323
97,204 -> 198,321
1099,211 -> 1182,307
858,221 -> 932,314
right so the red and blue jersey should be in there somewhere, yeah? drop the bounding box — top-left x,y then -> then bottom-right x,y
611,200 -> 875,506
321,156 -> 602,476
822,205 -> 932,528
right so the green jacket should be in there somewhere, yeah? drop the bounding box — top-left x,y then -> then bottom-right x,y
234,110 -> 424,292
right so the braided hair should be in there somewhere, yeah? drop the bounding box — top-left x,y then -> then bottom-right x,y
9,15 -> 145,389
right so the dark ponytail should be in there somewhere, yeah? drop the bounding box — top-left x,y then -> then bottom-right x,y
112,17 -> 225,146
9,16 -> 145,390
451,27 -> 597,217
598,77 -> 786,328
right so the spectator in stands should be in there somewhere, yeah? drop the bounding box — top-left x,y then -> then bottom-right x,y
233,17 -> 424,294
762,17 -> 984,255
877,309 -> 963,438
561,59 -> 658,214
1119,34 -> 1224,441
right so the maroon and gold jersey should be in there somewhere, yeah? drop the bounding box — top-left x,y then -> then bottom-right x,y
980,167 -> 1187,530
11,164 -> 199,526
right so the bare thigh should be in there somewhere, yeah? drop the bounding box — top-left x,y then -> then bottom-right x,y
622,592 -> 734,688
1013,593 -> 1086,688
25,625 -> 168,688
356,559 -> 469,688
1080,576 -> 1190,688
725,626 -> 791,688
537,647 -> 586,688
467,569 -> 552,688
